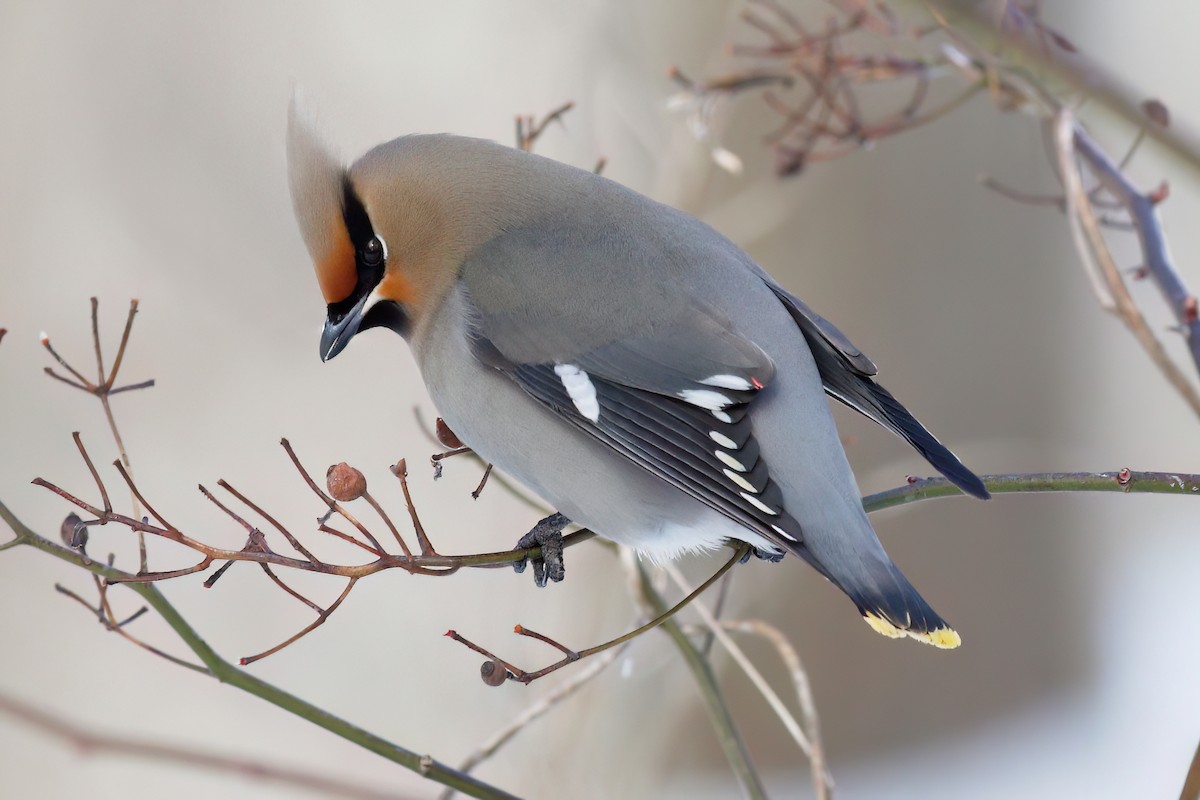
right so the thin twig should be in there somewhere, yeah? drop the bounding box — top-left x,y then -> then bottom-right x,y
662,564 -> 832,799
516,101 -> 575,151
700,569 -> 736,657
0,692 -> 422,800
920,0 -> 1200,175
40,335 -> 92,387
104,298 -> 140,389
634,559 -> 767,800
1073,124 -> 1200,384
73,431 -> 111,514
260,564 -> 326,614
390,459 -> 436,556
1180,736 -> 1200,800
1053,110 -> 1200,415
440,641 -> 632,800
218,479 -> 321,564
92,569 -> 209,673
240,578 -> 358,665
362,490 -> 412,559
446,546 -> 748,684
112,459 -> 179,532
725,619 -> 830,800
43,299 -> 152,569
37,460 -> 594,579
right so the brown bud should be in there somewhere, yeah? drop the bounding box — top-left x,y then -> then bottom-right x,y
1142,99 -> 1170,128
326,462 -> 366,502
480,658 -> 509,687
435,418 -> 464,449
60,513 -> 85,548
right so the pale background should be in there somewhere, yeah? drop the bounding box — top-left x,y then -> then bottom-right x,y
1,1 -> 1198,798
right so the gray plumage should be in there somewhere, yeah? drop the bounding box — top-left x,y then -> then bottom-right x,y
289,105 -> 987,648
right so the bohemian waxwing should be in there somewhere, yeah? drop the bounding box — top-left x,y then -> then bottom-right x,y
286,101 -> 989,648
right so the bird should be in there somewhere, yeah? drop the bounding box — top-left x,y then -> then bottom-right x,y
286,101 -> 989,649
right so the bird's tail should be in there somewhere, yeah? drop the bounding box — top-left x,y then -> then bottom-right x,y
781,536 -> 960,648
832,555 -> 961,649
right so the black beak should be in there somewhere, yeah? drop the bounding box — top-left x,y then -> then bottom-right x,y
320,292 -> 371,362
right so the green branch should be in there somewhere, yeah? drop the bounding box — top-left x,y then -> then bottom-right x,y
0,499 -> 520,800
635,560 -> 768,800
863,470 -> 1200,513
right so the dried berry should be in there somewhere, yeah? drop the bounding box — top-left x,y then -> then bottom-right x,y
480,658 -> 509,687
60,513 -> 85,548
326,462 -> 366,502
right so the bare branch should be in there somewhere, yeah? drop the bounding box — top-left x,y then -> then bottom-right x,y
663,564 -> 832,799
0,498 -> 523,800
0,692 -> 421,800
1072,124 -> 1200,380
441,640 -> 631,799
240,578 -> 358,666
1053,110 -> 1200,414
725,618 -> 830,800
516,101 -> 575,151
1181,736 -> 1200,800
445,545 -> 748,685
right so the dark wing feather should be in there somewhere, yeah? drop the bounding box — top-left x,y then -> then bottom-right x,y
769,283 -> 991,500
467,306 -> 814,559
507,358 -> 808,551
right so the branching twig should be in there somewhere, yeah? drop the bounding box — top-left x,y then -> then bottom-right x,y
1051,111 -> 1200,415
444,545 -> 748,685
41,298 -> 154,570
440,640 -> 632,800
30,433 -> 595,664
694,3 -> 1200,405
0,499 -> 520,800
1072,124 -> 1200,384
516,101 -> 575,152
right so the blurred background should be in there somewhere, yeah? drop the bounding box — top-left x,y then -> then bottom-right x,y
1,1 -> 1198,797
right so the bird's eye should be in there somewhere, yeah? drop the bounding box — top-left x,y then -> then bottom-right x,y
362,237 -> 384,267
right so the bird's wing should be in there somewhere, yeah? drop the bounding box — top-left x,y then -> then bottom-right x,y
768,283 -> 990,499
464,289 -> 811,556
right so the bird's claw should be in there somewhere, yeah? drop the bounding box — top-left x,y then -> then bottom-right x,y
739,545 -> 785,564
513,512 -> 569,587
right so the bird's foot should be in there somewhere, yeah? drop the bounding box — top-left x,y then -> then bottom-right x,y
513,512 -> 569,587
739,545 -> 785,564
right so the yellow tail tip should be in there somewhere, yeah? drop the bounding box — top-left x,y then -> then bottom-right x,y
862,612 -> 961,649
